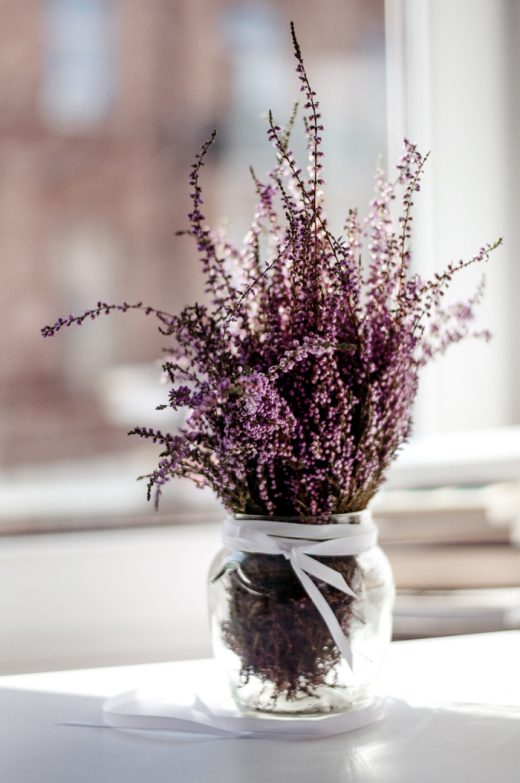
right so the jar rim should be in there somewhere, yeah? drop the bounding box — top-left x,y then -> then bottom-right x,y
233,510 -> 371,525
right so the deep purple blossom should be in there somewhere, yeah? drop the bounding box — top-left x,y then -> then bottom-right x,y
42,23 -> 502,517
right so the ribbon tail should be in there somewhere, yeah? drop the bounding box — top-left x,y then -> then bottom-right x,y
103,693 -> 244,737
290,552 -> 354,672
297,552 -> 358,598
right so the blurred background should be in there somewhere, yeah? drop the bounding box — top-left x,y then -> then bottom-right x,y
1,0 -> 520,674
0,0 -> 387,529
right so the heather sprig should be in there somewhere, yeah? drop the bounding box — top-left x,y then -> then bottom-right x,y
42,24 -> 501,518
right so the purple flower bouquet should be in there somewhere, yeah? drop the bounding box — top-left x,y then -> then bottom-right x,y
43,25 -> 501,716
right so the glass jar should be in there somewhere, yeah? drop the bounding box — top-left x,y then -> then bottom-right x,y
207,512 -> 394,718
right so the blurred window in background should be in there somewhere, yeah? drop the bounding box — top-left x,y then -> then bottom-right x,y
1,0 -> 518,545
0,0 -> 387,533
42,0 -> 116,130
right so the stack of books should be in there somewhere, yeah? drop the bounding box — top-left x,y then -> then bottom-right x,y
372,482 -> 520,638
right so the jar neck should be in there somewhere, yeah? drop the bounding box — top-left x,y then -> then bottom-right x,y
233,510 -> 372,526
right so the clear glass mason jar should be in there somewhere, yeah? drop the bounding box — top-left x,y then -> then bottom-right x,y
207,512 -> 394,718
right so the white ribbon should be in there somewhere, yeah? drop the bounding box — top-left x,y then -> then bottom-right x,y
97,689 -> 386,738
221,513 -> 378,672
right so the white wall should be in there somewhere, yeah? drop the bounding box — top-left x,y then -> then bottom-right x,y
0,523 -> 221,675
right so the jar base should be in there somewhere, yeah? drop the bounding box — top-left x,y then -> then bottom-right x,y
233,679 -> 376,719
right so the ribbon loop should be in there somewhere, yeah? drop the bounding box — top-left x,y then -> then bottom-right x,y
221,515 -> 378,673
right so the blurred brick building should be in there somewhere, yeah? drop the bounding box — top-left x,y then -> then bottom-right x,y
0,0 -> 384,467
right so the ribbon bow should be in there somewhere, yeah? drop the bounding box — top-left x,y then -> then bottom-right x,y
221,514 -> 378,671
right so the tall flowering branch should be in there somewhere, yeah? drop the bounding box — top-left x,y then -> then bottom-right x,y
42,25 -> 502,518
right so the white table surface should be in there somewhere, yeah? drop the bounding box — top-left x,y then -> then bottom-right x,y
1,631 -> 519,783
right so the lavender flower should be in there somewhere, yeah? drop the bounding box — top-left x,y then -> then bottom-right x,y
42,23 -> 502,518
